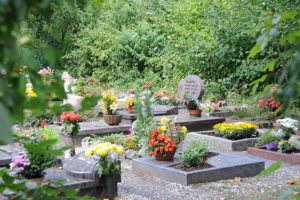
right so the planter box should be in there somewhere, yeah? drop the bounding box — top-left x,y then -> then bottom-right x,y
248,147 -> 300,165
132,151 -> 264,186
185,132 -> 259,151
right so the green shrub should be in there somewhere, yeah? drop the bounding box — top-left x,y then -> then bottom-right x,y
255,129 -> 281,147
40,127 -> 60,147
23,111 -> 54,127
20,136 -> 57,179
182,140 -> 208,167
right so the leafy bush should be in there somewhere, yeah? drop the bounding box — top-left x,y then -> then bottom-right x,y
20,136 -> 57,179
278,140 -> 296,153
40,127 -> 60,147
182,140 -> 208,167
23,111 -> 54,127
256,129 -> 281,147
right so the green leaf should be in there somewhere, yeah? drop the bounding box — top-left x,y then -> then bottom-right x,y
280,30 -> 300,45
248,45 -> 260,59
50,102 -> 72,115
257,160 -> 282,178
0,103 -> 12,145
50,79 -> 66,99
281,11 -> 298,21
264,59 -> 275,72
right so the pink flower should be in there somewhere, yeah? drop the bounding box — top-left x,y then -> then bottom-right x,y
175,98 -> 178,101
125,135 -> 130,139
185,100 -> 189,104
129,128 -> 134,133
180,97 -> 183,102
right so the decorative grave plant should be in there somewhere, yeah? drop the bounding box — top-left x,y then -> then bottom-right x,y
124,97 -> 136,113
181,92 -> 202,117
148,117 -> 187,160
61,112 -> 81,156
213,122 -> 258,140
101,92 -> 122,125
85,142 -> 124,199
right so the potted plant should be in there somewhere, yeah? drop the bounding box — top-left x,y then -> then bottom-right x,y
85,142 -> 124,199
124,97 -> 136,113
182,93 -> 202,117
60,112 -> 81,156
101,92 -> 122,125
148,117 -> 187,161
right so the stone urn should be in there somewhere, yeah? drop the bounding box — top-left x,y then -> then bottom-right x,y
103,115 -> 123,125
189,110 -> 202,117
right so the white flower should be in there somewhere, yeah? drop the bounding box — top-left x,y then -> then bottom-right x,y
276,118 -> 299,131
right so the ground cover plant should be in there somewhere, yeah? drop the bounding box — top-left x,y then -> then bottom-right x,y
213,122 -> 258,140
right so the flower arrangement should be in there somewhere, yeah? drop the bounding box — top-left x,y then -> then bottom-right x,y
60,112 -> 81,136
167,96 -> 179,106
277,140 -> 295,153
124,97 -> 136,108
25,88 -> 37,98
85,142 -> 124,177
182,93 -> 199,110
38,67 -> 54,84
276,118 -> 299,131
148,117 -> 187,158
213,122 -> 258,140
257,96 -> 281,111
201,102 -> 215,113
123,135 -> 139,151
101,92 -> 120,115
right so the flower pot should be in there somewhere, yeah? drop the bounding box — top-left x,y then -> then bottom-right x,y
103,115 -> 123,125
265,142 -> 278,150
211,102 -> 222,108
127,106 -> 135,114
155,149 -> 176,161
105,174 -> 118,200
189,110 -> 202,117
27,177 -> 44,185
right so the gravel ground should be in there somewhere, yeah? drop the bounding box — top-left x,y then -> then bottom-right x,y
116,152 -> 300,200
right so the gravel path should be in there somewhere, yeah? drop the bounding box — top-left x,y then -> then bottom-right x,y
117,152 -> 300,200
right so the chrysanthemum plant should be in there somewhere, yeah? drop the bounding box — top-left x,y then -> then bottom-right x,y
213,122 -> 258,140
60,112 -> 81,136
148,117 -> 187,157
85,142 -> 124,177
101,92 -> 120,115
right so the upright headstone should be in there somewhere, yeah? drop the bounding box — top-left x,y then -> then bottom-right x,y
178,75 -> 205,101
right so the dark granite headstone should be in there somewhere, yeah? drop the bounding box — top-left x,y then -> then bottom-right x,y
178,75 -> 205,100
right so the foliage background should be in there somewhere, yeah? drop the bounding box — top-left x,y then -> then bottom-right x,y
21,0 -> 298,96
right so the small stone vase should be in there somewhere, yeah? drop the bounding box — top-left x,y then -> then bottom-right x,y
105,174 -> 118,200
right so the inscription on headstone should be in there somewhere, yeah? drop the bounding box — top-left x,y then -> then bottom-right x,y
178,75 -> 205,100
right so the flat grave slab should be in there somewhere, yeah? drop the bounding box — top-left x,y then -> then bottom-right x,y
54,121 -> 131,147
248,147 -> 300,165
154,115 -> 225,132
185,132 -> 259,151
132,151 -> 264,186
0,143 -> 24,167
122,104 -> 178,124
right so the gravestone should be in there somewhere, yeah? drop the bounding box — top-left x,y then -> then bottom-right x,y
178,75 -> 205,101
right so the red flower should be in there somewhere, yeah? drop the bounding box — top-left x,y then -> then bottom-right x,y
275,102 -> 281,108
149,151 -> 152,156
41,135 -> 46,141
41,122 -> 48,127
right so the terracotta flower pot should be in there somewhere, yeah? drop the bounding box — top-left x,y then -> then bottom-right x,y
189,109 -> 202,117
155,149 -> 176,161
127,106 -> 135,113
103,115 -> 123,125
211,102 -> 222,108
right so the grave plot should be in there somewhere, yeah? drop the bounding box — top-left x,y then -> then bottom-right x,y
185,132 -> 259,151
154,115 -> 225,132
55,121 -> 131,147
248,147 -> 300,165
132,151 -> 264,186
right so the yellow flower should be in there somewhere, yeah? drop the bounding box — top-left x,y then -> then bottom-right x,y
124,98 -> 136,108
96,148 -> 107,156
85,148 -> 93,157
173,116 -> 178,122
114,146 -> 124,155
161,117 -> 168,124
23,65 -> 28,69
279,141 -> 283,145
158,126 -> 166,131
110,102 -> 120,111
181,126 -> 187,133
